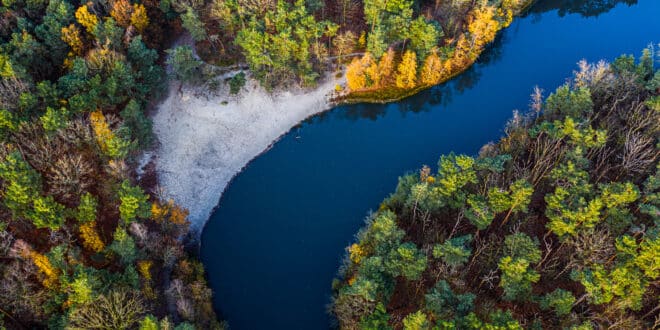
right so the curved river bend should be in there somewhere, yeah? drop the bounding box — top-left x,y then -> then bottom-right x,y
201,1 -> 660,328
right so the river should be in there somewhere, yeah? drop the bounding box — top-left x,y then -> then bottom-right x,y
200,1 -> 660,328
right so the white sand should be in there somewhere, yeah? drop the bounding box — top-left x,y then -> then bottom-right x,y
151,73 -> 343,235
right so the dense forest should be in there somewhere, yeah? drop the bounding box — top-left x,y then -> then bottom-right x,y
168,0 -> 533,98
331,48 -> 660,329
0,0 -> 224,327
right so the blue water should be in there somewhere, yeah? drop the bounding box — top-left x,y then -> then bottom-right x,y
200,1 -> 660,328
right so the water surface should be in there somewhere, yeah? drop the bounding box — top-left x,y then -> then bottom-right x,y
200,1 -> 660,328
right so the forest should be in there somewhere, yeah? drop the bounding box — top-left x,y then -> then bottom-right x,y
1,0 -> 654,327
331,48 -> 660,329
0,0 -> 223,327
167,0 -> 533,97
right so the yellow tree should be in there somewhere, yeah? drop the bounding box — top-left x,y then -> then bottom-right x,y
75,4 -> 99,35
396,50 -> 417,89
346,52 -> 375,91
79,221 -> 105,252
61,24 -> 84,56
467,6 -> 500,56
420,48 -> 442,86
377,48 -> 395,87
110,0 -> 133,27
130,4 -> 149,33
29,251 -> 59,289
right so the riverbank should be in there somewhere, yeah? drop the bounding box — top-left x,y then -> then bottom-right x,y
152,71 -> 343,234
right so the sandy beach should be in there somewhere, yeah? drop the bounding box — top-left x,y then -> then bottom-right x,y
151,71 -> 343,234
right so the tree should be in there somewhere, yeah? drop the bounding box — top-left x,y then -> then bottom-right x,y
425,280 -> 475,318
464,194 -> 494,229
68,289 -> 145,329
359,303 -> 392,330
166,46 -> 201,83
402,311 -> 429,330
408,17 -> 441,60
75,4 -> 98,35
40,107 -> 68,132
498,233 -> 541,301
110,0 -> 133,27
384,242 -> 427,280
420,49 -> 442,86
432,234 -> 472,268
130,4 -> 149,33
396,50 -> 417,89
376,48 -> 395,87
332,31 -> 356,62
90,111 -> 130,159
61,24 -> 84,56
120,100 -> 152,147
544,84 -> 593,120
118,180 -> 151,224
498,255 -> 540,302
540,289 -> 575,316
466,6 -> 500,58
488,179 -> 533,226
79,221 -> 105,252
109,226 -> 138,264
229,72 -> 246,94
346,53 -> 375,91
181,7 -> 206,41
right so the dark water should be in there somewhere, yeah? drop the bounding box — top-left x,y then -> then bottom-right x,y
200,1 -> 659,328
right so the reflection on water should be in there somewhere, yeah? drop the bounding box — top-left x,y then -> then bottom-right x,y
532,0 -> 638,17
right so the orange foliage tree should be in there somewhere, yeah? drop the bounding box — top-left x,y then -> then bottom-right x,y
110,0 -> 133,27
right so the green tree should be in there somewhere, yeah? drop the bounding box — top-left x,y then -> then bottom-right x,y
465,194 -> 494,229
384,242 -> 427,280
109,226 -> 137,264
498,233 -> 541,301
408,17 -> 442,59
40,107 -> 68,132
359,303 -> 392,330
488,179 -> 533,226
229,72 -> 246,94
77,192 -> 98,223
120,100 -> 152,147
402,310 -> 428,330
118,180 -> 151,224
181,7 -> 207,41
544,84 -> 593,120
166,46 -> 201,83
539,289 -> 575,316
432,234 -> 472,268
425,280 -> 475,318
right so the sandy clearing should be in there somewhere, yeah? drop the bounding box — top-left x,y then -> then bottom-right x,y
151,72 -> 344,235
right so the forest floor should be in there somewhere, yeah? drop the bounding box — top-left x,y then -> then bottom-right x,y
150,62 -> 343,236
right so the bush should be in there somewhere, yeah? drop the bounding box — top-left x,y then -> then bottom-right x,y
229,72 -> 246,94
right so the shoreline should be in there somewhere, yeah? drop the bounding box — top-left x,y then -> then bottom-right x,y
151,71 -> 343,237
